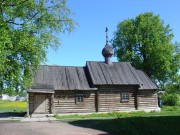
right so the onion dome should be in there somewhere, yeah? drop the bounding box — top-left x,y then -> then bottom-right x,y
102,27 -> 114,65
102,44 -> 114,58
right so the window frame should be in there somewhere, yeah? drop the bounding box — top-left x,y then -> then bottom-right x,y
121,92 -> 129,102
75,94 -> 84,104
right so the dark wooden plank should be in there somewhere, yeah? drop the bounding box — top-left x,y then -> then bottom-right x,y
113,63 -> 126,84
67,67 -> 82,90
76,67 -> 90,90
54,67 -> 61,89
114,63 -> 129,84
98,63 -> 113,84
102,63 -> 117,84
127,63 -> 143,85
65,67 -> 76,90
140,71 -> 157,89
96,91 -> 99,112
51,66 -> 59,90
86,62 -> 97,85
120,62 -> 135,84
58,67 -> 68,90
69,67 -> 82,90
137,70 -> 153,89
106,63 -> 121,84
35,66 -> 43,84
92,62 -> 107,84
134,70 -> 148,89
123,63 -> 139,84
43,66 -> 50,85
137,70 -> 150,89
48,66 -> 56,87
88,62 -> 103,85
110,64 -> 123,84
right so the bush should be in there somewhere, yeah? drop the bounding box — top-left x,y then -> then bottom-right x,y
162,93 -> 180,106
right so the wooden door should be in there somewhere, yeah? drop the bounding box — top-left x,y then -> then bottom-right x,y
34,95 -> 46,113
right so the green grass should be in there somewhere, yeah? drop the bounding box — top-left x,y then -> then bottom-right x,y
55,106 -> 180,135
68,116 -> 180,135
55,106 -> 180,120
0,100 -> 27,113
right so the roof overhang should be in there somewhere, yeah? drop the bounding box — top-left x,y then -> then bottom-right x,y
54,88 -> 98,91
27,89 -> 55,93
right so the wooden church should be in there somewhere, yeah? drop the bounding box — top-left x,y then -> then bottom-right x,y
27,28 -> 160,115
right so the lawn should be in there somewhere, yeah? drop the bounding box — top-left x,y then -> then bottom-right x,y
0,100 -> 27,113
68,116 -> 180,135
55,106 -> 180,135
55,106 -> 180,120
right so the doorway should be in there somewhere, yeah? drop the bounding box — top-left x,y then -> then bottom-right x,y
34,94 -> 46,113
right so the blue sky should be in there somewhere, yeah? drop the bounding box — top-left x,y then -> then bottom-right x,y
46,0 -> 180,66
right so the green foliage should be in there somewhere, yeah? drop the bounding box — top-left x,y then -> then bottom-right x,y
162,93 -> 180,106
161,106 -> 179,111
112,12 -> 180,83
0,0 -> 75,95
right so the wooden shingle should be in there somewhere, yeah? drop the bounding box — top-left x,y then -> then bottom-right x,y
33,65 -> 97,90
32,61 -> 158,91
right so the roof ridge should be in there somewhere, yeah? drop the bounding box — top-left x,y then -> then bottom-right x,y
40,65 -> 84,68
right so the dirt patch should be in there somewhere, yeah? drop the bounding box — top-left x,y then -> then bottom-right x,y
0,121 -> 108,135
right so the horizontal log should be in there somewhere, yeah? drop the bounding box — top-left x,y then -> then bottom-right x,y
99,102 -> 135,105
99,108 -> 136,112
54,106 -> 95,108
99,101 -> 135,103
54,107 -> 95,110
55,109 -> 95,111
138,100 -> 157,102
99,94 -> 134,96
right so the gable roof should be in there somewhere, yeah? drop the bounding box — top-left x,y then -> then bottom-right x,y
86,62 -> 139,85
32,65 -> 97,90
86,61 -> 158,89
135,70 -> 158,89
32,62 -> 158,91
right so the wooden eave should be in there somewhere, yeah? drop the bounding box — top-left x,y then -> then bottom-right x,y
27,89 -> 55,93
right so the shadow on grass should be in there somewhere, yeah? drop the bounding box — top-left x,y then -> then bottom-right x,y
68,116 -> 180,135
0,112 -> 26,118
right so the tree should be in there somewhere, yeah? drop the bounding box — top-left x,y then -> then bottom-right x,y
0,0 -> 75,95
112,12 -> 180,85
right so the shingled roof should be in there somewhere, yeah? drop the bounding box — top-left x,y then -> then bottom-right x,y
31,61 -> 158,91
32,65 -> 97,90
86,61 -> 158,89
87,62 -> 139,85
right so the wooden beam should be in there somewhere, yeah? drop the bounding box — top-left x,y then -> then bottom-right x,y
27,92 -> 30,117
96,91 -> 99,112
51,93 -> 55,114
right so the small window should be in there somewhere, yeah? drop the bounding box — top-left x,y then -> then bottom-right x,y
121,93 -> 129,102
75,94 -> 84,103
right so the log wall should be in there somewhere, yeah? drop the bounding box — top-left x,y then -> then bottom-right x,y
28,88 -> 158,114
54,90 -> 96,113
29,93 -> 34,114
98,86 -> 137,112
137,90 -> 158,110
